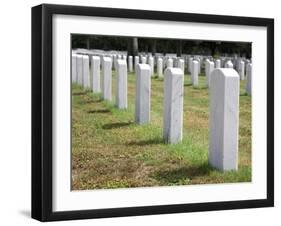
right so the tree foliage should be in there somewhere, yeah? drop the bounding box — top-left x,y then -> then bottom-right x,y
72,34 -> 251,58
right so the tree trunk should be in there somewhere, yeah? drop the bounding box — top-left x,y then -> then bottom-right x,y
152,39 -> 157,56
86,36 -> 90,49
132,37 -> 139,56
176,40 -> 183,57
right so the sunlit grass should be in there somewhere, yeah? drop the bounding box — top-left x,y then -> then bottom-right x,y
72,70 -> 251,190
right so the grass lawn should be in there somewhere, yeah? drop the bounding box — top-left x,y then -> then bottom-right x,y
71,70 -> 252,190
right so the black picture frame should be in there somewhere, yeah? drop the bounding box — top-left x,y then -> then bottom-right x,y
31,3 -> 274,222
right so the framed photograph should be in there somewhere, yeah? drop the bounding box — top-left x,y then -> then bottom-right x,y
31,4 -> 274,221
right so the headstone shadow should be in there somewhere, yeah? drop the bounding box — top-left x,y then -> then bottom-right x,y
151,162 -> 213,184
102,121 -> 133,129
126,138 -> 163,146
87,109 -> 111,114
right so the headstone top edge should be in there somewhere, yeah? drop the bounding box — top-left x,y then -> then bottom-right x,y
137,63 -> 151,71
92,55 -> 100,59
103,56 -> 112,62
117,59 -> 127,65
212,68 -> 240,78
165,67 -> 184,76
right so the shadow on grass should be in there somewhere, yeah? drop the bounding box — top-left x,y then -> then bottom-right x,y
240,92 -> 249,96
184,82 -> 193,87
73,91 -> 87,96
78,98 -> 103,105
87,109 -> 111,114
193,86 -> 208,90
126,137 -> 164,146
151,162 -> 213,184
102,121 -> 133,129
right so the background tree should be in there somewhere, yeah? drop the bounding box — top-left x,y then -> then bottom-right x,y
71,35 -> 251,58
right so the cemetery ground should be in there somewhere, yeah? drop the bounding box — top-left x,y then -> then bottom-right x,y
72,71 -> 251,190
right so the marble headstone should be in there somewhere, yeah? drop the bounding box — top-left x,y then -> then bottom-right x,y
116,59 -> 128,109
91,56 -> 101,93
135,64 -> 151,124
163,68 -> 184,144
191,60 -> 199,86
157,58 -> 163,78
82,55 -> 90,89
209,68 -> 239,171
101,57 -> 112,101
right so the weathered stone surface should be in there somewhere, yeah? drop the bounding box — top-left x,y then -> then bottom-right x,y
209,68 -> 240,171
135,64 -> 151,124
115,59 -> 128,109
101,57 -> 112,101
163,68 -> 184,144
91,56 -> 101,93
82,55 -> 90,89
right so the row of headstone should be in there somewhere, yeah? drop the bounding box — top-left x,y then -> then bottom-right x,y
72,52 -> 252,95
74,48 -> 251,82
74,48 -> 250,72
72,52 -> 249,171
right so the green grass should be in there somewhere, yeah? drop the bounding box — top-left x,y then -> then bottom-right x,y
71,70 -> 251,190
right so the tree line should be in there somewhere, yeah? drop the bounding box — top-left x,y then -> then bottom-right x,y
72,35 -> 251,58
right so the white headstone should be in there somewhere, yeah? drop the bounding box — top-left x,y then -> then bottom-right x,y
197,58 -> 201,74
72,54 -> 77,83
148,56 -> 154,76
77,55 -> 83,85
163,68 -> 184,144
205,60 -> 210,77
82,55 -> 90,89
123,55 -> 127,63
116,59 -> 128,109
177,59 -> 185,74
101,57 -> 112,101
225,60 -> 233,68
245,63 -> 252,95
191,60 -> 199,86
141,56 -> 147,64
215,59 -> 221,68
206,61 -> 214,87
135,64 -> 151,124
134,56 -> 139,71
167,58 -> 173,68
157,58 -> 163,78
128,56 -> 133,72
238,60 -> 245,80
188,57 -> 193,73
91,56 -> 101,93
112,55 -> 117,70
209,68 -> 239,171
